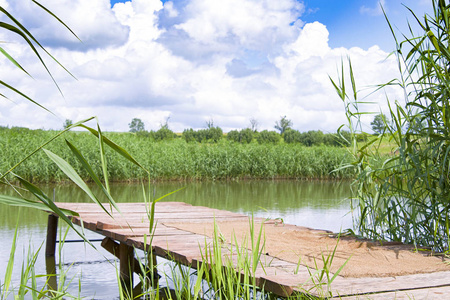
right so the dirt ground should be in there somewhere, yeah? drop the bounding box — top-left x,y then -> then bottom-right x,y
164,220 -> 450,278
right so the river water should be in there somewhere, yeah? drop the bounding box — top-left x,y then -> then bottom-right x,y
0,180 -> 353,299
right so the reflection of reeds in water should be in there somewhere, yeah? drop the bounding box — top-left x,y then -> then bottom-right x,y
0,180 -> 351,229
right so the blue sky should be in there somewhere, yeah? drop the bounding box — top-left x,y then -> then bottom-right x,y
0,0 -> 432,132
302,1 -> 430,51
111,0 -> 431,52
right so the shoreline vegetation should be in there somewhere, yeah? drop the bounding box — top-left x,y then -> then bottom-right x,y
0,126 -> 354,183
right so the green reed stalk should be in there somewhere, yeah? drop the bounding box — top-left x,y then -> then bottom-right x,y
332,0 -> 450,252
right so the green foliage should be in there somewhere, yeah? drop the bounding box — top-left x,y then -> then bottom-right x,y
284,129 -> 348,147
0,1 -> 79,110
226,129 -> 240,142
63,119 -> 73,129
152,127 -> 176,141
0,129 -> 352,181
283,128 -> 301,144
407,115 -> 425,134
239,128 -> 254,144
298,130 -> 324,146
182,128 -> 197,142
227,128 -> 254,144
332,0 -> 450,251
370,113 -> 388,134
256,130 -> 280,144
128,118 -> 145,133
181,127 -> 223,143
274,115 -> 292,134
197,126 -> 223,142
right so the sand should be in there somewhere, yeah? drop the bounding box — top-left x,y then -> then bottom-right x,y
163,220 -> 450,278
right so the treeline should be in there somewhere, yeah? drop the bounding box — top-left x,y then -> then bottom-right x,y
133,126 -> 350,147
0,126 -> 353,183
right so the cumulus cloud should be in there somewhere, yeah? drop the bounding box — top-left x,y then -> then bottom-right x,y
0,0 -> 402,134
3,0 -> 129,50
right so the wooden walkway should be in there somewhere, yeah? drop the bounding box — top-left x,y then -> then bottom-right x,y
45,202 -> 450,299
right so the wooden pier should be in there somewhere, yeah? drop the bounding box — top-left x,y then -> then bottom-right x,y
46,202 -> 450,299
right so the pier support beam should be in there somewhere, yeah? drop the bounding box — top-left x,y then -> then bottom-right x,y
119,242 -> 135,289
45,214 -> 58,257
45,255 -> 58,296
101,237 -> 160,294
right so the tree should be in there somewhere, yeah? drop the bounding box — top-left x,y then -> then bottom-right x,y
129,118 -> 145,133
63,119 -> 73,129
370,114 -> 387,134
283,129 -> 301,144
226,130 -> 240,142
160,116 -> 171,129
206,118 -> 214,129
274,116 -> 292,134
256,130 -> 280,144
249,117 -> 258,132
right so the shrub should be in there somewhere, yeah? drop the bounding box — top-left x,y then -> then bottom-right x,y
300,130 -> 325,146
283,129 -> 301,144
153,128 -> 176,141
182,128 -> 197,143
226,130 -> 240,142
239,128 -> 254,144
196,127 -> 223,143
256,130 -> 280,144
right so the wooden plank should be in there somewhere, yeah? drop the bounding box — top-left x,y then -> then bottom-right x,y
102,226 -> 195,241
320,270 -> 450,297
51,202 -> 450,299
336,284 -> 450,299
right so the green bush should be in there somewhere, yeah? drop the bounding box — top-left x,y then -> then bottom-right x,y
226,130 -> 240,142
182,128 -> 197,142
298,130 -> 324,146
152,128 -> 176,141
239,128 -> 254,144
283,129 -> 301,144
256,130 -> 280,144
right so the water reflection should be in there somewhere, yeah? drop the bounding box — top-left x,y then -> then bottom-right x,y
1,180 -> 351,230
0,180 -> 352,299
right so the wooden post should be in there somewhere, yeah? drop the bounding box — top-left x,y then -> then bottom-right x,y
119,242 -> 135,289
101,237 -> 143,273
45,255 -> 58,296
45,214 -> 58,257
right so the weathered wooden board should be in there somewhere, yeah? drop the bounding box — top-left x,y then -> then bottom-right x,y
51,202 -> 450,299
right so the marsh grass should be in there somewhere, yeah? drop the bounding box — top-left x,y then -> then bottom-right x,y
0,213 -> 82,300
0,129 -> 353,183
1,2 -> 350,298
331,0 -> 450,252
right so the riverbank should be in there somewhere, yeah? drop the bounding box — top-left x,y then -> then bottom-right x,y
1,128 -> 353,183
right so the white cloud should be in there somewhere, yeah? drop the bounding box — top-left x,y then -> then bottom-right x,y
0,0 -> 9,9
4,0 -> 129,50
0,0 -> 403,134
163,1 -> 178,18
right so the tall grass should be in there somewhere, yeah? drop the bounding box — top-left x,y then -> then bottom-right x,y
0,128 -> 353,182
332,0 -> 450,251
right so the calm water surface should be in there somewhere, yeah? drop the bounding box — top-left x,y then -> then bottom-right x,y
0,180 -> 353,299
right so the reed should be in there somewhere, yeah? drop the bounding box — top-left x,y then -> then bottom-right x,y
331,0 -> 450,251
0,129 -> 353,183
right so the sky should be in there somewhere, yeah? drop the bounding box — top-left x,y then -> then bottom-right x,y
0,0 -> 432,133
